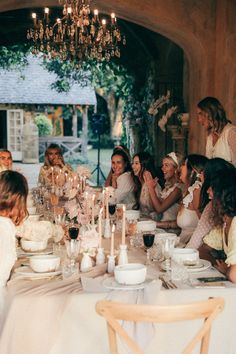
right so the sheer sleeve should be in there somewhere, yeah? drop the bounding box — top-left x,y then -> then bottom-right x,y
226,217 -> 236,265
109,172 -> 135,206
228,126 -> 236,167
186,202 -> 214,249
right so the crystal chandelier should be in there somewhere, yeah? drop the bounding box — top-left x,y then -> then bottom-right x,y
27,0 -> 126,63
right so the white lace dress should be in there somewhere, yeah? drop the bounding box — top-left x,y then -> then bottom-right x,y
139,183 -> 162,221
0,217 -> 17,316
177,181 -> 201,246
160,183 -> 183,221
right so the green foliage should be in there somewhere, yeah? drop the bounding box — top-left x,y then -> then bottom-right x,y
0,45 -> 30,70
35,114 -> 53,136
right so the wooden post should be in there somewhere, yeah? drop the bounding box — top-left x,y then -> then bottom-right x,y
72,105 -> 77,137
82,106 -> 88,160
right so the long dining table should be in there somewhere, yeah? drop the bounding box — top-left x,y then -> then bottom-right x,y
0,236 -> 235,354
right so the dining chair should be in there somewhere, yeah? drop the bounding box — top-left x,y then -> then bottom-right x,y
96,297 -> 224,354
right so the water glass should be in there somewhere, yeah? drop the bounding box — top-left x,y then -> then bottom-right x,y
62,259 -> 79,279
171,259 -> 189,282
126,219 -> 137,236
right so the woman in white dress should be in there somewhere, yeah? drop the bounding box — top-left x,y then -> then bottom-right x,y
177,154 -> 208,246
107,149 -> 136,209
132,152 -> 162,220
197,96 -> 236,166
0,171 -> 28,316
144,152 -> 183,230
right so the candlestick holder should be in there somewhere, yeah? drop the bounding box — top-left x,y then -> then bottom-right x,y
107,254 -> 116,273
103,218 -> 111,238
118,244 -> 128,265
96,247 -> 105,265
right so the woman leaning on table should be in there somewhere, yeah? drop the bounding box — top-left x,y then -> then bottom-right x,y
199,168 -> 236,283
0,170 -> 28,314
197,96 -> 236,166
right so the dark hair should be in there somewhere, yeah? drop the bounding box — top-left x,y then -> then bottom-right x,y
133,152 -> 157,179
211,169 -> 236,226
113,145 -> 131,160
185,154 -> 208,186
111,149 -> 132,173
0,170 -> 28,225
199,158 -> 235,212
44,144 -> 64,167
197,96 -> 229,133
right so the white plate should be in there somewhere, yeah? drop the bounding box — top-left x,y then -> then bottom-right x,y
161,259 -> 211,273
102,277 -> 151,291
185,259 -> 211,273
14,266 -> 61,278
17,247 -> 53,257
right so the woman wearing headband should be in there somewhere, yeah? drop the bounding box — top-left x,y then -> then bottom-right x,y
197,96 -> 236,166
144,152 -> 183,225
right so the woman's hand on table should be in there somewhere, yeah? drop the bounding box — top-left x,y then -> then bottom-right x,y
215,260 -> 228,275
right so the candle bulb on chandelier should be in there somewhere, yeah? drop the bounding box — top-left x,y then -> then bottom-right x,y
44,7 -> 49,23
32,12 -> 37,26
111,13 -> 116,24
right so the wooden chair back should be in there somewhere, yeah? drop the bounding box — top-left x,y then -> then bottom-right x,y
96,297 -> 224,354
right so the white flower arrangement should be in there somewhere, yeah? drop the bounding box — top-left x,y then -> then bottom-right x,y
158,106 -> 178,132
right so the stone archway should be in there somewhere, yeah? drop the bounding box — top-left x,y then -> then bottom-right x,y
1,0 -> 236,154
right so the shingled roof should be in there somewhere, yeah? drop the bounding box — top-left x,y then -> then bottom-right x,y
0,54 -> 97,106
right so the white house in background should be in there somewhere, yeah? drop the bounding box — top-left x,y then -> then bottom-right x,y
0,54 -> 97,161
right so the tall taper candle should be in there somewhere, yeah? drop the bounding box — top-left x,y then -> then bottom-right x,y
121,204 -> 126,245
110,224 -> 115,256
98,207 -> 103,247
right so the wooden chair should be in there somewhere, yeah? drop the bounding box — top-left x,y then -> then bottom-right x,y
96,297 -> 224,354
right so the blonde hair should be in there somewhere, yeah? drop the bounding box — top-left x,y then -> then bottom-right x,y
0,171 -> 28,225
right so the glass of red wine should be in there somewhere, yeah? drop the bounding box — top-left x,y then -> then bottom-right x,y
143,233 -> 155,265
68,226 -> 79,240
108,204 -> 116,216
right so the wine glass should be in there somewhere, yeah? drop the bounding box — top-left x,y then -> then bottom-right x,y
159,234 -> 177,271
68,226 -> 79,240
108,204 -> 116,216
143,233 -> 155,265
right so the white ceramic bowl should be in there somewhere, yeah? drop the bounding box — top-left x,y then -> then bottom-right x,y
28,207 -> 36,215
125,210 -> 140,221
28,214 -> 41,222
21,239 -> 48,252
172,248 -> 199,265
137,220 -> 156,232
30,255 -> 60,273
114,263 -> 147,285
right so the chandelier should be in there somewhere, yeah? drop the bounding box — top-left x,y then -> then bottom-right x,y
27,0 -> 126,63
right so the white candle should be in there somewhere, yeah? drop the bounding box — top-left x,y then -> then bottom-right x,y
122,204 -> 126,245
91,194 -> 95,225
105,187 -> 109,219
98,207 -> 103,247
51,167 -> 55,186
110,224 -> 115,256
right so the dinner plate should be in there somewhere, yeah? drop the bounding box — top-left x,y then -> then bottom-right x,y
161,259 -> 211,273
102,277 -> 151,291
17,247 -> 53,257
185,259 -> 211,273
14,266 -> 61,278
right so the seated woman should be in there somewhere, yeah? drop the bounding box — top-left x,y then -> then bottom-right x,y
177,154 -> 208,246
0,149 -> 13,172
187,158 -> 235,249
107,149 -> 136,209
38,144 -> 73,187
144,152 -> 183,230
104,145 -> 131,187
132,152 -> 162,220
199,169 -> 236,282
0,170 -> 28,313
